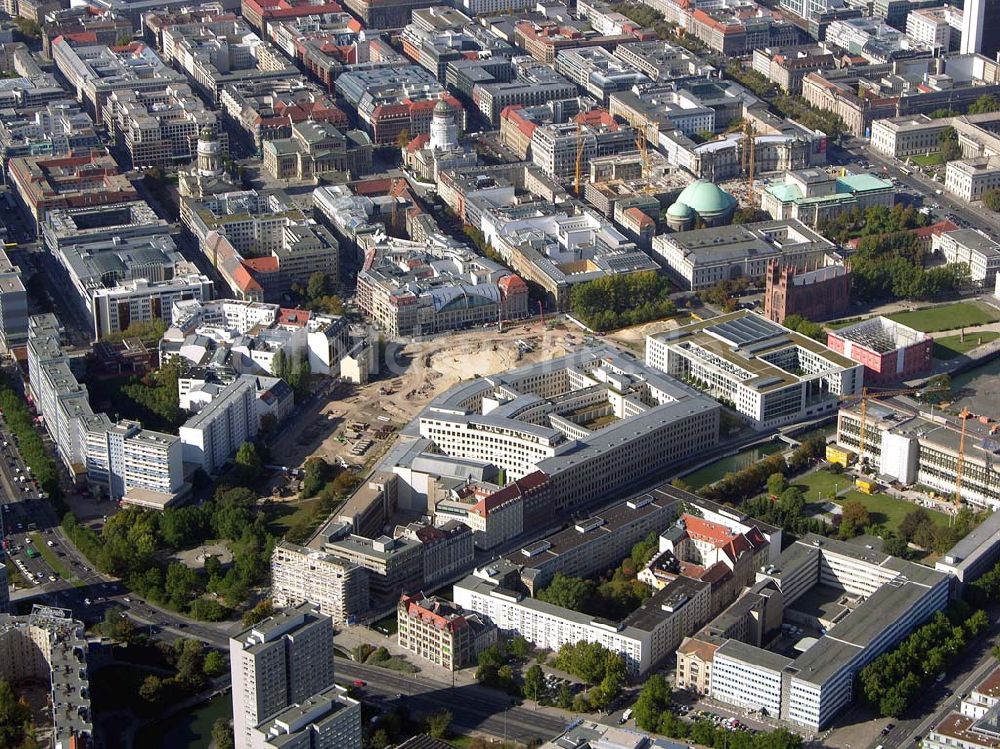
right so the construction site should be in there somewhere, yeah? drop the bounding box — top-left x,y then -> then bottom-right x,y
270,320 -> 577,473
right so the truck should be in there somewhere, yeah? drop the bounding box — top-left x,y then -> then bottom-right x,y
855,478 -> 877,494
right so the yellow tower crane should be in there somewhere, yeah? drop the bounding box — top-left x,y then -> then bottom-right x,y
841,385 -> 948,462
955,408 -> 972,509
635,133 -> 649,178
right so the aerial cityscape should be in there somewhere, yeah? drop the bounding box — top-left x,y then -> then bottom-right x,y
3,0 -> 1000,746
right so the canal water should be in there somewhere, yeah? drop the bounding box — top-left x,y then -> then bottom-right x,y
680,441 -> 787,489
135,693 -> 232,749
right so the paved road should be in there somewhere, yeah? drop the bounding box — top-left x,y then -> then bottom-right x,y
337,661 -> 570,744
871,624 -> 1000,749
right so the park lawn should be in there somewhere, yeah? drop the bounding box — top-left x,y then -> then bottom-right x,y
911,152 -> 944,167
790,470 -> 850,501
933,331 -> 1000,359
263,496 -> 322,536
888,301 -> 1000,333
834,490 -> 950,533
28,533 -> 75,582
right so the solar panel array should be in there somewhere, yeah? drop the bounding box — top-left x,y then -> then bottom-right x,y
709,315 -> 784,347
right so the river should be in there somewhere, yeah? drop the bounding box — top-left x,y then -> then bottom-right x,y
680,441 -> 787,489
134,693 -> 232,749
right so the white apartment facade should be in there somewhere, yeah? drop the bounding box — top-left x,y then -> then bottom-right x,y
254,685 -> 361,749
179,375 -> 257,474
270,542 -> 371,625
230,604 -> 336,749
91,275 -> 214,340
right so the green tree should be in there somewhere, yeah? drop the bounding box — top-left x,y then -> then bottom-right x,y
968,95 -> 1000,115
301,457 -> 330,498
212,719 -> 235,749
537,573 -> 595,612
899,508 -> 931,541
766,472 -> 788,497
984,189 -> 1000,212
272,349 -> 287,381
839,500 -> 871,538
139,675 -> 164,703
508,635 -> 531,660
242,600 -> 275,627
203,650 -> 227,677
939,127 -> 962,161
523,665 -> 546,702
426,710 -> 452,739
306,271 -> 329,301
234,442 -> 263,485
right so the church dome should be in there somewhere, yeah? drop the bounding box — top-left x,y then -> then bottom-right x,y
434,99 -> 451,116
667,201 -> 694,219
673,179 -> 737,218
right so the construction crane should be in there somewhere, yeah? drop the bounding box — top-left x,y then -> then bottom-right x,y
741,120 -> 756,202
635,133 -> 649,178
955,408 -> 972,509
841,385 -> 947,461
574,124 -> 585,196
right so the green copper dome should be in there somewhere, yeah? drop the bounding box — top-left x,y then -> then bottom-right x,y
673,180 -> 737,218
667,201 -> 694,218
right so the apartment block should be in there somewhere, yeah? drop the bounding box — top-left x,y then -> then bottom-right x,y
179,375 -> 257,475
271,541 -> 370,625
230,603 -> 337,749
397,593 -> 497,670
0,249 -> 27,348
322,530 -> 424,605
0,606 -> 92,749
254,685 -> 361,749
555,46 -> 650,104
0,100 -> 100,164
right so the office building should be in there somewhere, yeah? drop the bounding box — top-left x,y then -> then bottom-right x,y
761,170 -> 894,227
335,66 -> 465,146
386,347 -> 719,519
555,47 -> 650,104
836,399 -> 1000,509
651,219 -> 835,291
218,80 -> 349,155
178,375 -> 257,475
181,189 -> 339,302
51,37 -> 186,120
321,529 -> 424,605
8,152 -> 137,233
0,100 -> 99,164
907,5 -> 962,51
946,158 -> 1000,203
647,310 -> 864,428
827,316 -> 932,384
0,606 -> 91,749
394,521 -> 475,589
356,231 -> 528,337
473,62 -> 578,126
763,260 -> 851,324
690,534 -> 950,730
0,42 -> 66,111
102,84 -> 226,169
271,542 -> 370,625
163,19 -> 297,105
0,250 -> 27,349
961,0 -> 1000,57
485,201 -> 656,313
456,559 -> 711,675
933,229 -> 1000,284
241,0 -> 344,34
230,603 -> 337,749
530,112 -> 637,183
397,593 -> 497,670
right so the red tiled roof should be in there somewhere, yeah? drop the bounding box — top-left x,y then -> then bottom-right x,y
243,256 -> 279,273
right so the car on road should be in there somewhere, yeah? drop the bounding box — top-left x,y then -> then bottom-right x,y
48,575 -> 56,582
881,724 -> 894,736
353,680 -> 366,688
